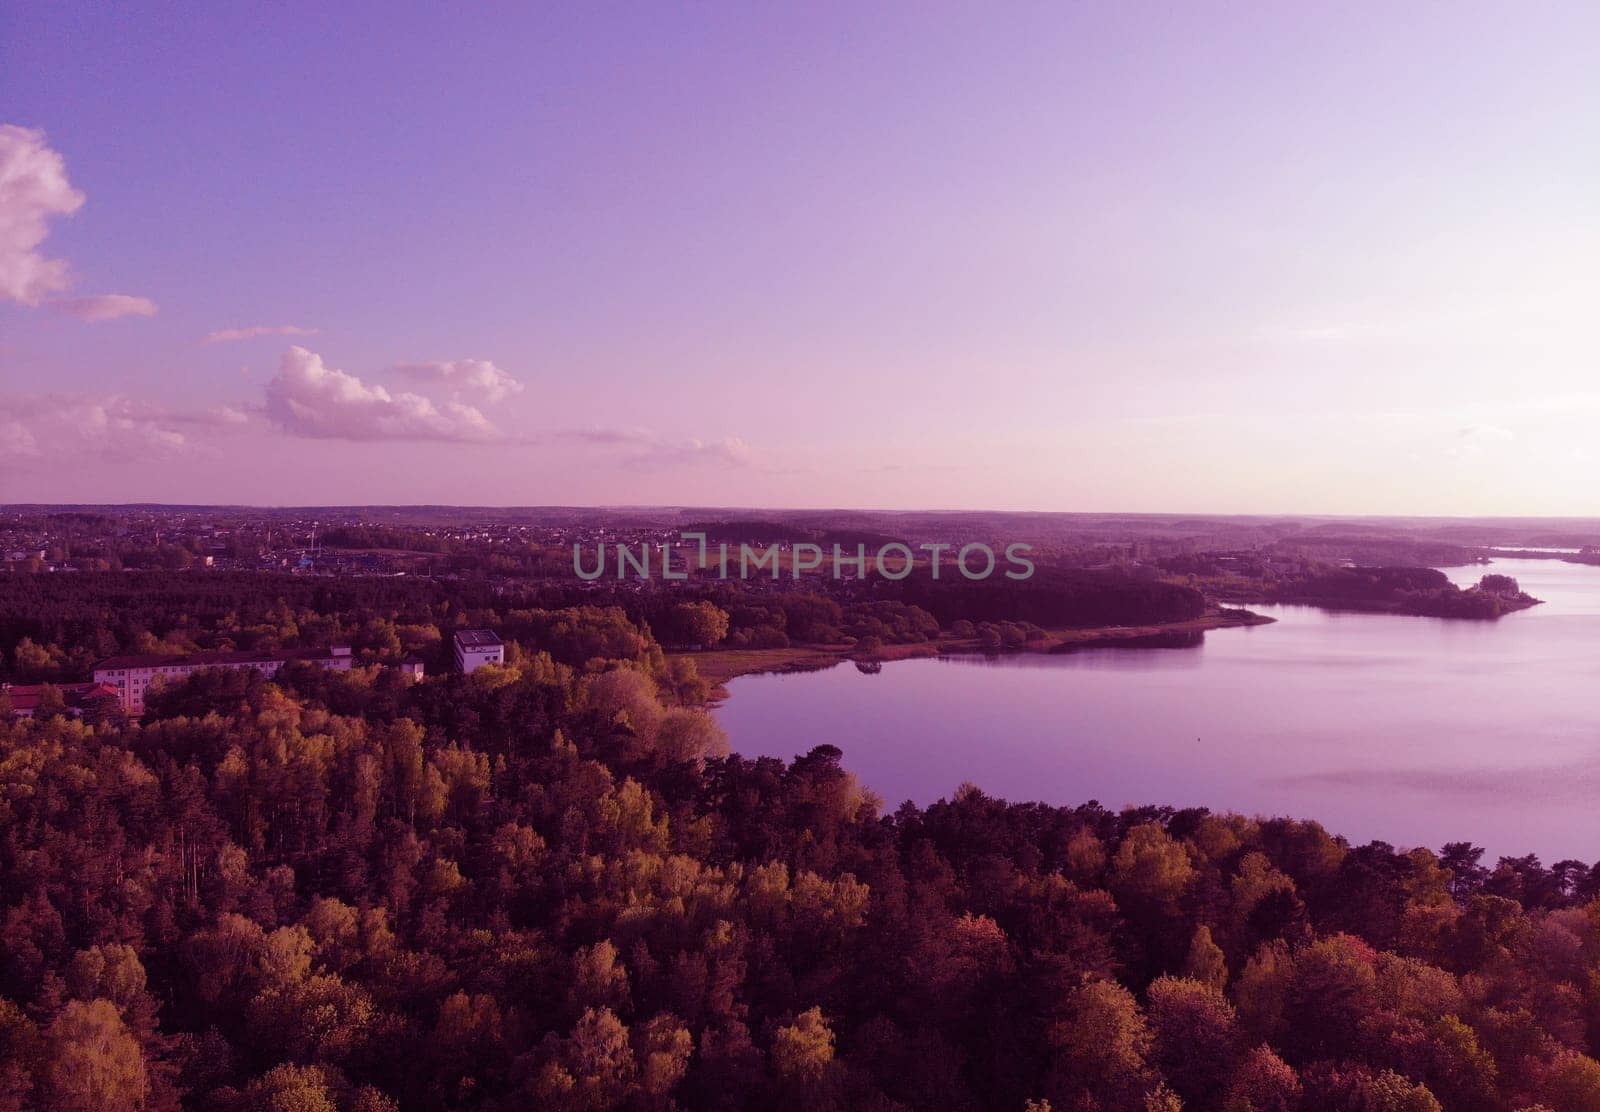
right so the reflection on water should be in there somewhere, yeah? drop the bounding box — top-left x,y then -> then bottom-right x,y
1046,629 -> 1207,652
715,559 -> 1600,860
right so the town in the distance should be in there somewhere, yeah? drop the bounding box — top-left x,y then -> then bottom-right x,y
2,502 -> 1585,720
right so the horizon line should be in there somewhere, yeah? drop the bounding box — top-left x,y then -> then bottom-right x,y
4,502 -> 1600,524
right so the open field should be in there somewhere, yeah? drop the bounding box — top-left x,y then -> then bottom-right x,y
673,607 -> 1274,691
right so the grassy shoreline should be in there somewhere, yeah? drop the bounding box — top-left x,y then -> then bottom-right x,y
674,607 -> 1274,693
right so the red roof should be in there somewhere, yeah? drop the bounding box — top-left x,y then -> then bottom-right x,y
3,682 -> 120,713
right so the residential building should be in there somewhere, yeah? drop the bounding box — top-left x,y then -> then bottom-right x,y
2,682 -> 121,720
453,629 -> 504,672
93,645 -> 354,712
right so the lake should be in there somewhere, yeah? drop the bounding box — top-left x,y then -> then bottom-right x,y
715,558 -> 1600,861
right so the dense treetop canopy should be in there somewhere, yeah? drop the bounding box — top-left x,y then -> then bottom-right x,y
2,583 -> 1598,1109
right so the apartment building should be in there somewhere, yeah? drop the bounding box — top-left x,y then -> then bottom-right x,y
93,646 -> 354,712
453,629 -> 504,672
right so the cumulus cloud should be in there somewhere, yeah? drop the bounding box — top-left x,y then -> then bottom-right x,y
0,124 -> 85,305
391,359 -> 524,403
264,346 -> 500,442
0,391 -> 266,475
560,427 -> 753,469
204,323 -> 319,344
0,125 -> 158,319
164,403 -> 252,427
0,394 -> 191,464
633,436 -> 752,469
49,293 -> 158,321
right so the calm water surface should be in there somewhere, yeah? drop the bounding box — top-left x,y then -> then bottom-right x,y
715,559 -> 1600,861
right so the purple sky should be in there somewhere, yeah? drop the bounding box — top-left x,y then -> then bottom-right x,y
2,3 -> 1597,512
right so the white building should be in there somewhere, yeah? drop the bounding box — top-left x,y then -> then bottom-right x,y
453,629 -> 504,672
93,645 -> 354,712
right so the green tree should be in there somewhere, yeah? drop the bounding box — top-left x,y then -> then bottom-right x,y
242,1063 -> 338,1112
1111,823 -> 1196,907
1183,924 -> 1228,992
1049,980 -> 1154,1109
771,1006 -> 834,1085
634,1012 -> 693,1106
665,602 -> 730,648
1146,975 -> 1240,1106
43,999 -> 148,1112
1541,1051 -> 1600,1112
1223,1044 -> 1301,1111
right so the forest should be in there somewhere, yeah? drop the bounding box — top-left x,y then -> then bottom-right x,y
0,571 -> 1208,684
5,601 -> 1600,1110
1261,568 -> 1541,620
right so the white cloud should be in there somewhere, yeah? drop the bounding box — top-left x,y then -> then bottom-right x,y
163,403 -> 252,427
0,394 -> 191,464
0,392 -> 267,475
560,427 -> 752,469
264,346 -> 500,442
0,125 -> 85,306
560,427 -> 656,447
391,359 -> 523,403
0,126 -> 158,320
49,293 -> 158,321
204,323 -> 319,344
628,436 -> 752,469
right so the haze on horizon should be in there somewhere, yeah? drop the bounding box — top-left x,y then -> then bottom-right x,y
2,3 -> 1597,516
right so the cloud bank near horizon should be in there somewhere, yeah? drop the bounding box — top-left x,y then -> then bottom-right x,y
1,344 -> 754,484
560,427 -> 753,469
0,394 -> 217,464
263,347 -> 501,443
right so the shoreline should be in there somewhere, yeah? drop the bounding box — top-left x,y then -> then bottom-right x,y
1218,592 -> 1543,619
676,607 -> 1275,695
